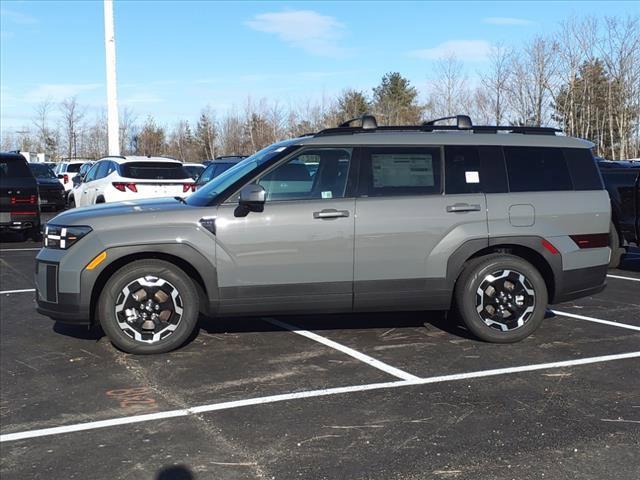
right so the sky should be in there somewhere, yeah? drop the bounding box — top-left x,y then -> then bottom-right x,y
1,0 -> 638,134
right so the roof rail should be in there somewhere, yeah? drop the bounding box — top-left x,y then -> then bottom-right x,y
315,114 -> 561,137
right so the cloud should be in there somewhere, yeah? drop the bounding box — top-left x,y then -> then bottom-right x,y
0,8 -> 38,25
483,17 -> 532,26
24,83 -> 102,103
408,40 -> 492,61
245,10 -> 348,57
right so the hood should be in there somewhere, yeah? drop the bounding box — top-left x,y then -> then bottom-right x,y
48,197 -> 197,228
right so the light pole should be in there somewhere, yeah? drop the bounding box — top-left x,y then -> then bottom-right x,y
103,0 -> 120,155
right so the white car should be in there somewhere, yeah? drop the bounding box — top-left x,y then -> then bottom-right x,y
68,156 -> 195,208
54,161 -> 90,197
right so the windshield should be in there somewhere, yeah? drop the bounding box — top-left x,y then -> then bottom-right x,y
29,163 -> 57,179
186,140 -> 299,206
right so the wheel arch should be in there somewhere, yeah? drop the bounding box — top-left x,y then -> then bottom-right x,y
447,237 -> 560,304
87,246 -> 217,324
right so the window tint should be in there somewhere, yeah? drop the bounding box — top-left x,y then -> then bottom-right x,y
28,163 -> 56,179
120,162 -> 190,180
212,163 -> 234,178
563,148 -> 603,190
258,148 -> 352,201
361,147 -> 441,197
504,147 -> 572,192
0,157 -> 32,178
67,163 -> 83,173
444,146 -> 481,194
84,163 -> 101,182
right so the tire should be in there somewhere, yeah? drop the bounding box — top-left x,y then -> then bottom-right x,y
30,226 -> 43,242
608,222 -> 624,269
68,196 -> 76,209
454,254 -> 548,343
98,259 -> 200,354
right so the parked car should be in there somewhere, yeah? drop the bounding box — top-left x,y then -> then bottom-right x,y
28,163 -> 65,211
54,160 -> 90,198
597,158 -> 639,267
71,162 -> 95,188
195,156 -> 246,190
67,156 -> 194,208
0,152 -> 41,240
202,155 -> 248,167
183,162 -> 206,180
36,115 -> 610,354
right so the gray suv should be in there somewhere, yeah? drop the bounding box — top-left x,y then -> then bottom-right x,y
35,115 -> 611,354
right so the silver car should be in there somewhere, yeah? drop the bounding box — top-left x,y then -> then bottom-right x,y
35,115 -> 611,354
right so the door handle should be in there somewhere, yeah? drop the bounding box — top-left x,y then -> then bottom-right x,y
446,203 -> 481,213
313,209 -> 350,219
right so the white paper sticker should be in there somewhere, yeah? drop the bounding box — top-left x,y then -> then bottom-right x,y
465,171 -> 480,184
321,191 -> 333,199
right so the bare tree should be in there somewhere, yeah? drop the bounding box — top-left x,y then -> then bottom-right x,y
119,107 -> 137,155
59,97 -> 86,158
33,98 -> 58,158
479,44 -> 511,125
428,55 -> 471,119
507,37 -> 559,126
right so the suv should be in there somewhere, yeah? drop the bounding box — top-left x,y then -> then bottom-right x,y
1,152 -> 41,240
194,156 -> 246,190
54,160 -> 91,198
67,156 -> 194,207
597,158 -> 639,267
35,115 -> 610,354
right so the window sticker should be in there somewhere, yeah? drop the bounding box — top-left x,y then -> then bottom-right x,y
321,191 -> 333,199
372,154 -> 434,187
465,171 -> 480,184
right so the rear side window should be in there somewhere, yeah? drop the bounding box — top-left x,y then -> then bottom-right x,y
504,147 -> 573,192
0,157 -> 33,178
563,148 -> 603,190
444,146 -> 481,194
67,163 -> 83,173
361,147 -> 442,197
120,162 -> 190,180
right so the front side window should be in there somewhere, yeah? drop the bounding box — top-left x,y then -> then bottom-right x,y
258,148 -> 352,201
360,147 -> 442,197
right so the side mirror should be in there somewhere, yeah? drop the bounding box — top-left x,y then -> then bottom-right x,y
235,184 -> 266,217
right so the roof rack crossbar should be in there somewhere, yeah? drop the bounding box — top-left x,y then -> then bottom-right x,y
423,115 -> 472,129
338,115 -> 377,129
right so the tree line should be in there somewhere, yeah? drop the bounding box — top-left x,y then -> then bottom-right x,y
2,14 -> 638,161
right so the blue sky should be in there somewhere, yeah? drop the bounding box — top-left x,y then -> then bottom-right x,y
1,0 -> 638,132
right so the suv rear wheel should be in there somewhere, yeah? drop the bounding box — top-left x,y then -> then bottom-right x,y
98,259 -> 199,354
454,254 -> 547,343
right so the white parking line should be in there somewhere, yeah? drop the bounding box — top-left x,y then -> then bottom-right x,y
265,318 -> 420,381
0,248 -> 41,252
2,350 -> 638,443
1,289 -> 35,295
552,310 -> 640,332
607,274 -> 640,283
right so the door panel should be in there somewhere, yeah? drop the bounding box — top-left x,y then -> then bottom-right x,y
353,194 -> 487,310
214,199 -> 355,314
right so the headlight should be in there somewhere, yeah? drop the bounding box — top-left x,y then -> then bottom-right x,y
44,225 -> 92,249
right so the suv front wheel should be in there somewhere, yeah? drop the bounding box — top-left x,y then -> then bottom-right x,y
454,254 -> 548,343
98,259 -> 200,354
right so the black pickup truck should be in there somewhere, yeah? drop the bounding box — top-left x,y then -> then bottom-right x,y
598,159 -> 640,268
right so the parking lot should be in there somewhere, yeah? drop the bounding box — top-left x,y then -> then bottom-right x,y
1,217 -> 639,480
